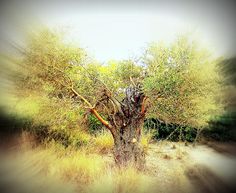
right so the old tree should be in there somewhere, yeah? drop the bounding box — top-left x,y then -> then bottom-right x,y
17,29 -> 223,169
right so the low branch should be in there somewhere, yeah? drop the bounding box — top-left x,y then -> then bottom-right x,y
90,108 -> 116,136
56,75 -> 115,135
141,96 -> 148,115
90,109 -> 111,129
71,87 -> 114,129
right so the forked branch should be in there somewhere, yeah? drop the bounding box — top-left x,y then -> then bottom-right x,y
72,87 -> 116,135
57,75 -> 115,135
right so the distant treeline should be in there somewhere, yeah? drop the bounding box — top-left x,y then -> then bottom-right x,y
143,113 -> 236,142
1,107 -> 235,144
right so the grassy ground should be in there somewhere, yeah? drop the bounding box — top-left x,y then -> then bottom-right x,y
0,132 -> 236,193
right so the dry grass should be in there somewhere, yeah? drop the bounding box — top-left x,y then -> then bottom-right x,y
92,131 -> 114,154
12,144 -> 179,192
2,133 -> 229,193
87,166 -> 155,193
2,141 -> 155,193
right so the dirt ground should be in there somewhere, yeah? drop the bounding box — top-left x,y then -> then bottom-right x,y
146,141 -> 236,193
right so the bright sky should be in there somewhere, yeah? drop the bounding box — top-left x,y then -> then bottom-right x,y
46,11 -> 193,62
0,0 -> 235,62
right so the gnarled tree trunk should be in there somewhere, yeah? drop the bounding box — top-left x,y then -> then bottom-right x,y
78,84 -> 148,169
113,120 -> 146,169
108,85 -> 147,169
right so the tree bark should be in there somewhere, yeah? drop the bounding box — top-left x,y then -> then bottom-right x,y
108,85 -> 147,169
113,120 -> 146,169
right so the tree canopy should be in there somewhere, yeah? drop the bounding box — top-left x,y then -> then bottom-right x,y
16,28 -> 223,132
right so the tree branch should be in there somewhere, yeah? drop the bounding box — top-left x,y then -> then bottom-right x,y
71,61 -> 124,110
71,87 -> 93,108
71,87 -> 114,129
72,87 -> 116,135
141,96 -> 148,115
90,108 -> 116,136
45,62 -> 116,135
103,90 -> 125,117
55,74 -> 115,135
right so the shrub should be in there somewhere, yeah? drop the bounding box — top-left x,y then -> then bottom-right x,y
87,114 -> 103,134
202,112 -> 236,141
144,118 -> 197,142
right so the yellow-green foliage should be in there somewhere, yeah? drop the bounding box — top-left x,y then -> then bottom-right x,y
144,36 -> 224,127
96,59 -> 143,101
12,95 -> 41,117
12,94 -> 89,145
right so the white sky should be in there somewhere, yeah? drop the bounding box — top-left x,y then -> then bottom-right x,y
46,11 -> 193,62
0,0 -> 235,62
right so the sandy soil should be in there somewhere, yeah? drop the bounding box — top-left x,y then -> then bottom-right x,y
146,141 -> 236,193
